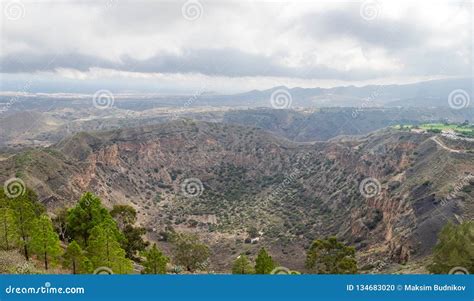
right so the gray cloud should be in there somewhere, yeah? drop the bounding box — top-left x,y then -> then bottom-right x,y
0,53 -> 116,73
118,49 -> 383,80
0,1 -> 471,92
296,6 -> 471,78
0,48 -> 386,81
298,8 -> 428,50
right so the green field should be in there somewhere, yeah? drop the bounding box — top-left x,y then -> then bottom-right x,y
394,123 -> 474,137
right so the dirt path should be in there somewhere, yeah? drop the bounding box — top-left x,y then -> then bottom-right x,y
430,136 -> 463,153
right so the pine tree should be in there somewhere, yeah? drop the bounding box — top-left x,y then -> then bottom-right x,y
0,207 -> 19,250
305,237 -> 357,274
142,244 -> 169,274
110,205 -> 137,230
81,257 -> 94,274
122,225 -> 149,260
0,187 -> 44,260
255,248 -> 276,274
64,240 -> 88,274
173,233 -> 210,272
428,221 -> 474,274
232,254 -> 254,274
115,256 -> 134,274
110,205 -> 148,259
30,215 -> 62,270
67,192 -> 111,246
10,194 -> 39,260
87,218 -> 132,274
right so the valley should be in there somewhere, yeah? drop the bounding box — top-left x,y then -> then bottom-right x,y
1,118 -> 472,273
0,1 -> 473,294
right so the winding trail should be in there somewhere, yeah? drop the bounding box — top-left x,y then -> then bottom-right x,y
430,136 -> 463,153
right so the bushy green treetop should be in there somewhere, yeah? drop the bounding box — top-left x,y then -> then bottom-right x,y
305,237 -> 357,274
66,192 -> 111,246
255,248 -> 276,274
428,222 -> 474,274
87,218 -> 132,274
173,233 -> 210,272
232,254 -> 254,274
30,215 -> 62,270
142,244 -> 169,274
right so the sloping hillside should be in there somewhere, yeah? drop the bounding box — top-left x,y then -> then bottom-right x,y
0,120 -> 472,272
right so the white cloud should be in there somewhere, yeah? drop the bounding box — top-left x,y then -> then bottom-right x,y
0,0 -> 471,93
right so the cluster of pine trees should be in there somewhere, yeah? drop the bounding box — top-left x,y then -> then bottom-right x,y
0,190 -> 173,274
232,248 -> 273,274
0,186 -> 359,275
0,188 -> 59,270
1,185 -> 472,275
232,238 -> 358,275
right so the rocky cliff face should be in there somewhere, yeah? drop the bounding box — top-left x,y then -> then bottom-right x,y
1,120 -> 472,272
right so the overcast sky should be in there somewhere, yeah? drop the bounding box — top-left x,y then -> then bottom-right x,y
0,0 -> 472,94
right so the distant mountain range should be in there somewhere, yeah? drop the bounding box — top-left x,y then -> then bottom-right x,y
203,77 -> 473,108
1,77 -> 472,109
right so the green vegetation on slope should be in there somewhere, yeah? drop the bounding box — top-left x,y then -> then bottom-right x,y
428,222 -> 474,274
2,182 -> 472,275
305,237 -> 357,274
394,122 -> 474,137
